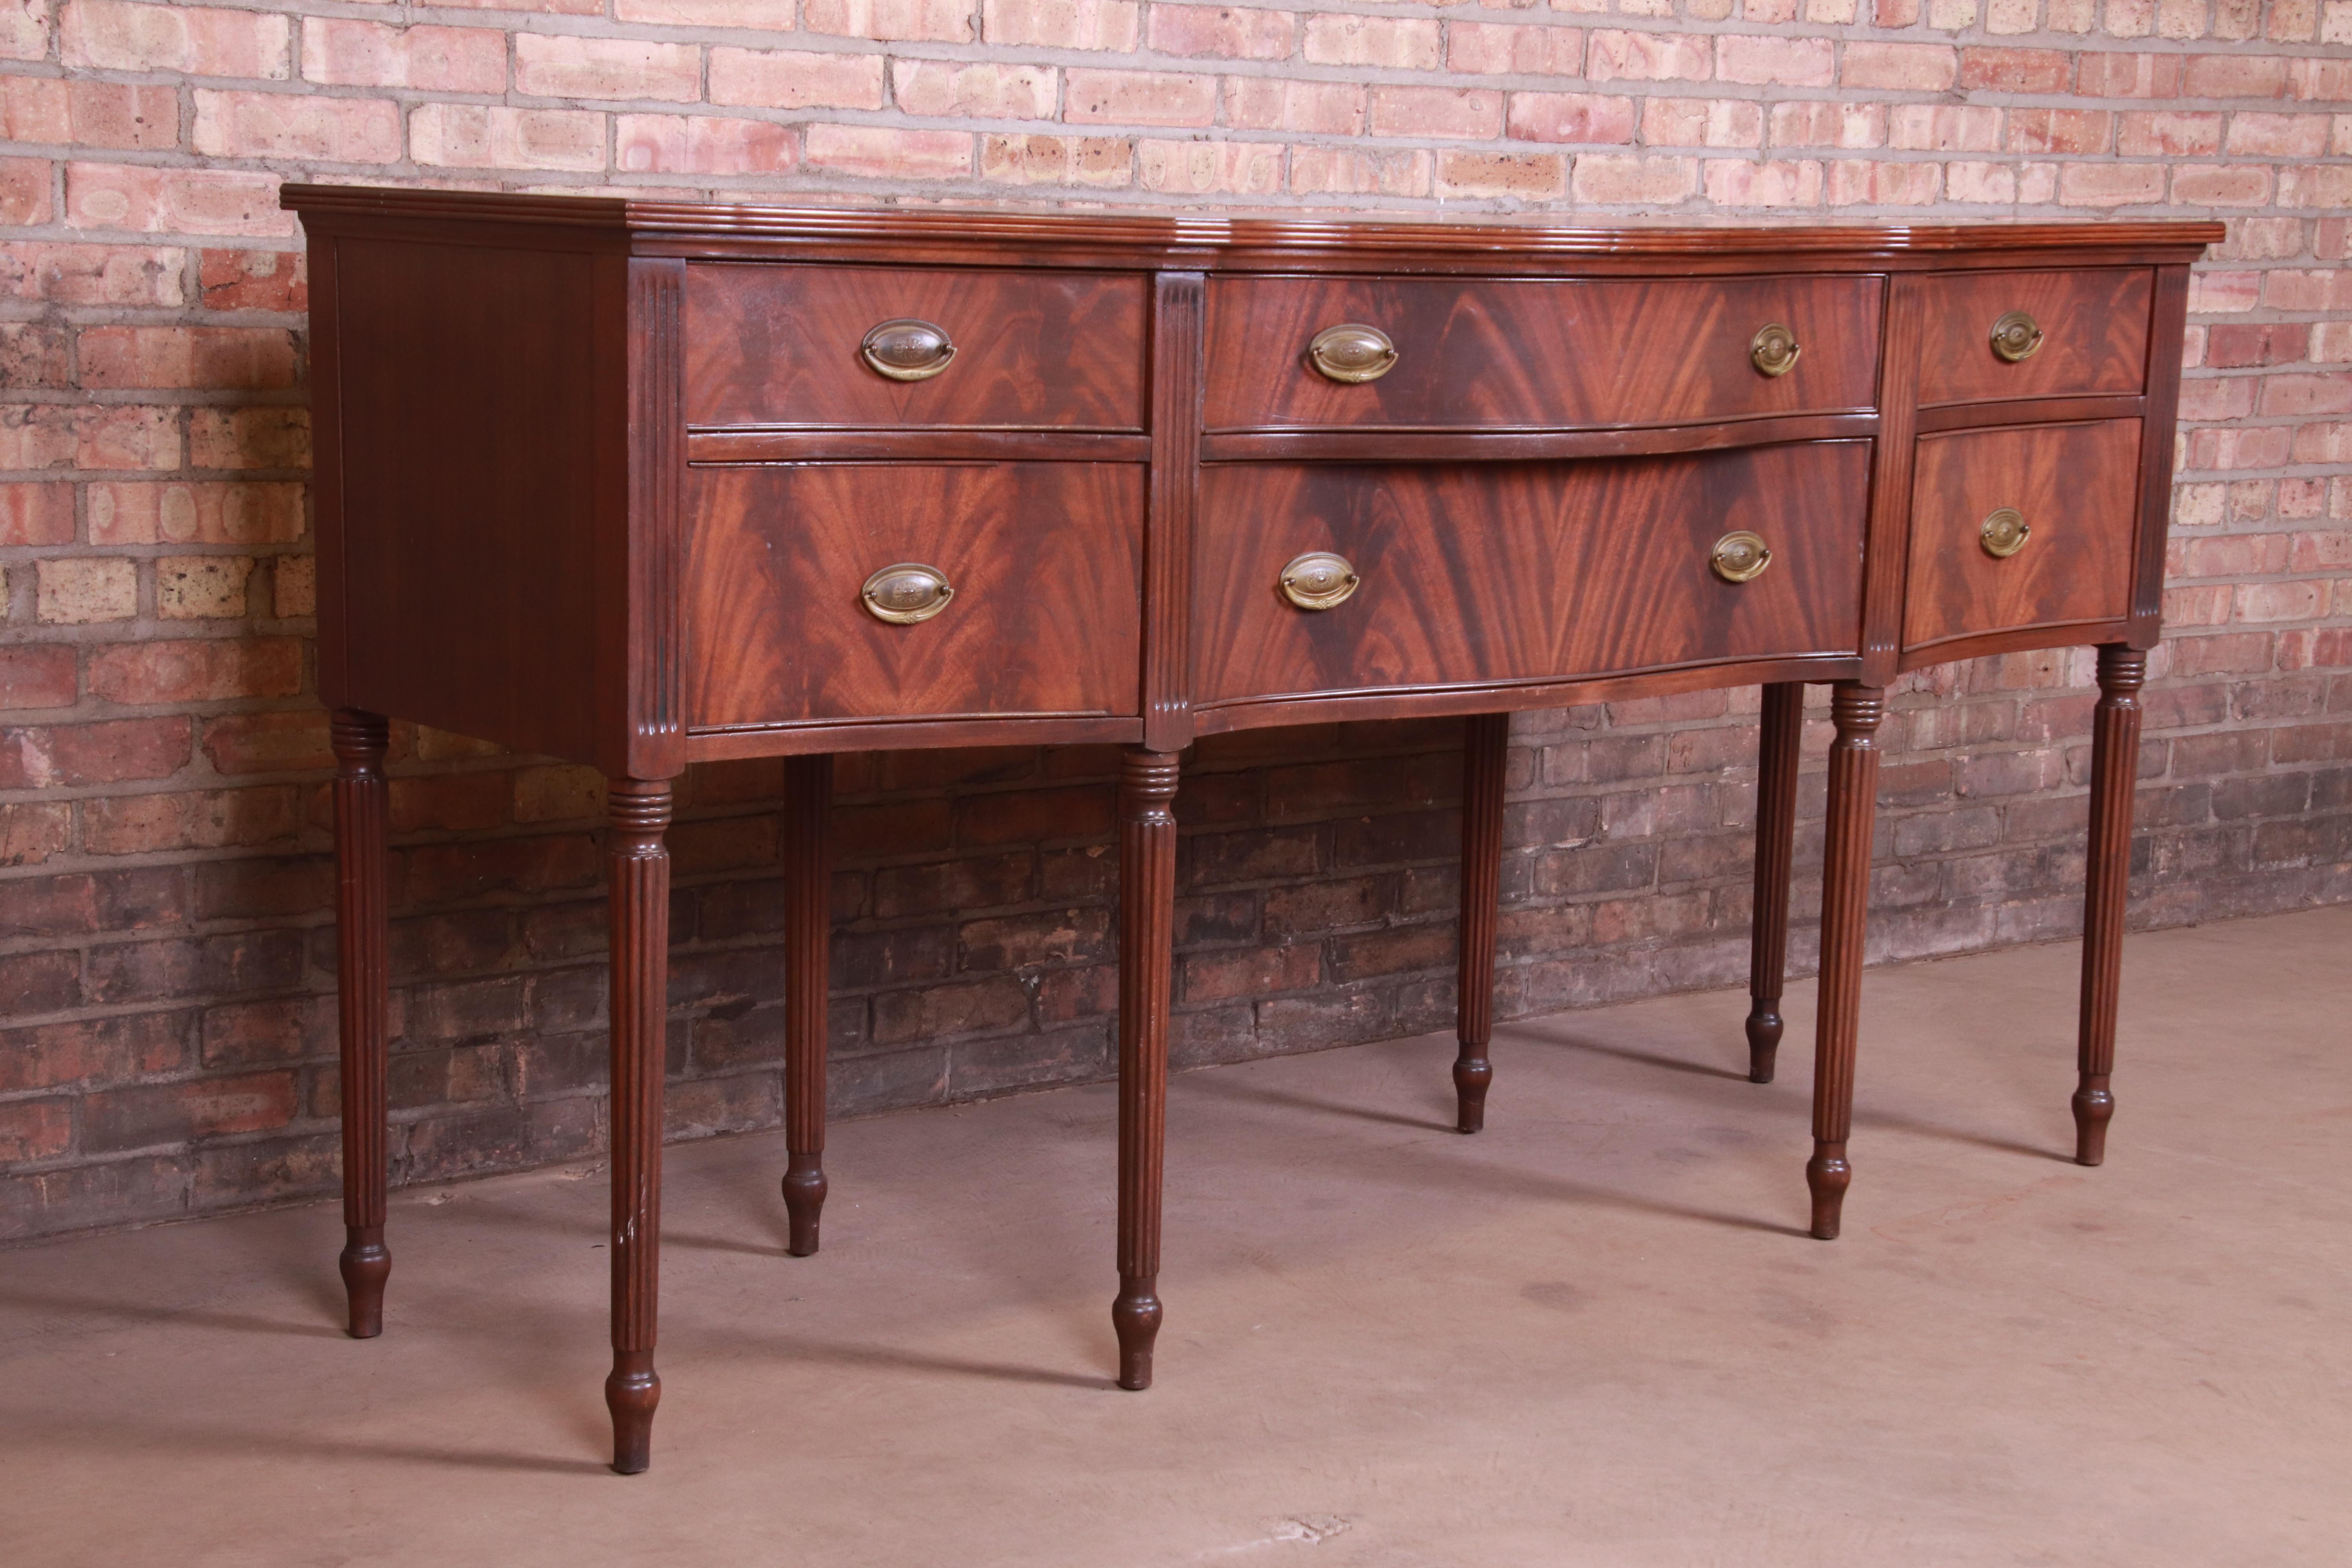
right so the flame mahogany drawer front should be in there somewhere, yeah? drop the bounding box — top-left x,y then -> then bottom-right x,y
684,263 -> 1150,430
1904,419 -> 2144,653
1915,269 -> 2153,407
1193,442 -> 1871,707
1202,275 -> 1883,431
684,462 -> 1145,728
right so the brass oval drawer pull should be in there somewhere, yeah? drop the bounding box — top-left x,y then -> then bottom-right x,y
1307,324 -> 1397,384
1279,551 -> 1359,610
1710,531 -> 1772,584
1980,508 -> 2032,558
860,318 -> 956,381
1749,323 -> 1800,378
1990,310 -> 2043,364
861,561 -> 955,623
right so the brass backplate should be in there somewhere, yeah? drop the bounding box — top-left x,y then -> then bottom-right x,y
861,562 -> 955,623
1980,508 -> 2031,558
860,319 -> 956,381
1279,551 -> 1361,610
1710,530 -> 1773,584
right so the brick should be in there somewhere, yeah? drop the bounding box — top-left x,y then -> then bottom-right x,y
1829,159 -> 1941,205
192,89 -> 401,163
301,22 -> 507,94
80,785 -> 299,855
2058,162 -> 2167,206
65,162 -> 290,237
79,325 -> 299,390
1889,104 -> 2003,152
84,1071 -> 298,1152
1959,46 -> 2071,92
1585,29 -> 1711,81
2182,52 -> 2290,99
1770,100 -> 1886,149
1138,139 -> 1283,195
0,482 -> 74,546
803,123 -> 972,178
0,645 -> 76,711
1841,42 -> 1957,91
0,156 -> 47,225
199,248 -> 307,312
2075,52 -> 2181,97
0,242 -> 185,307
61,0 -> 290,78
87,481 -> 303,545
709,47 -> 886,111
892,61 -> 1056,119
1570,152 -> 1699,203
155,555 -> 254,620
1149,4 -> 1293,59
1508,91 -> 1637,145
804,0 -> 973,40
200,709 -> 330,775
35,557 -> 136,624
1225,79 -> 1365,136
0,0 -> 44,60
2171,165 -> 2273,207
0,715 -> 191,787
1290,146 -> 1429,197
1704,158 -> 1824,207
0,800 -> 74,866
979,132 -> 1134,187
0,322 -> 69,388
1449,22 -> 1585,76
1715,34 -> 1833,86
2115,109 -> 2219,155
408,104 -> 605,172
87,637 -> 302,705
616,0 -> 796,22
1065,70 -> 1218,127
0,404 -> 180,472
1302,13 -> 1440,69
1432,150 -> 1564,201
617,114 -> 799,175
0,77 -> 178,149
190,407 -> 309,469
514,34 -> 701,101
0,1010 -> 187,1094
983,0 -> 1136,49
1369,87 -> 1503,140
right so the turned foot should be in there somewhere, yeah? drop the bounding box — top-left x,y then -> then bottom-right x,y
1452,1054 -> 1492,1134
782,1152 -> 828,1256
1112,1274 -> 1162,1391
1806,1143 -> 1851,1240
2072,1078 -> 2114,1167
605,1350 -> 661,1474
338,1225 -> 390,1339
1744,1004 -> 1783,1085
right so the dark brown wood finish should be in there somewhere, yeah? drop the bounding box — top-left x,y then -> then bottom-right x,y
1903,419 -> 2143,654
281,186 -> 2219,1469
685,264 -> 1148,430
604,778 -> 672,1474
1454,713 -> 1510,1132
2074,645 -> 2147,1166
1915,268 -> 2153,407
1193,443 -> 1870,710
331,709 -> 391,1339
781,754 -> 831,1256
684,463 -> 1145,731
1744,682 -> 1804,1086
1806,683 -> 1884,1241
1204,275 -> 1882,431
1114,748 -> 1179,1390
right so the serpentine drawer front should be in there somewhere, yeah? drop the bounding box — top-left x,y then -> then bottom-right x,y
278,185 -> 2219,1476
1203,275 -> 1883,431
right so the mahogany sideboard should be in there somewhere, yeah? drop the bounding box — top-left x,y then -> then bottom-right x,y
281,185 -> 2218,1473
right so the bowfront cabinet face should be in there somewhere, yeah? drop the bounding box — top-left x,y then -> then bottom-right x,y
1192,442 -> 1871,708
1914,269 -> 2153,407
1203,276 -> 1884,431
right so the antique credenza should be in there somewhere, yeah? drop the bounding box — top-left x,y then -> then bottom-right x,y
282,186 -> 2218,1473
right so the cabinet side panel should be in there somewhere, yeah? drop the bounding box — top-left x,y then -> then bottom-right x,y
2129,264 -> 2191,647
330,235 -> 603,762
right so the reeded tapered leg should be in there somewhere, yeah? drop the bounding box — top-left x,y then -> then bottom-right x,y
781,754 -> 831,1255
1806,684 -> 1883,1241
2074,646 -> 2145,1167
604,779 -> 672,1474
1454,714 -> 1509,1133
1113,749 -> 1178,1391
1746,683 -> 1804,1085
331,710 -> 391,1339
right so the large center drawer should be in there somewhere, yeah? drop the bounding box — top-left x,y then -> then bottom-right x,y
1192,442 -> 1870,706
1202,275 -> 1882,432
685,463 -> 1143,730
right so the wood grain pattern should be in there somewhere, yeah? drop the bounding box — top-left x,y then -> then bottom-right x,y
685,264 -> 1147,430
1193,443 -> 1870,708
781,754 -> 831,1256
1204,275 -> 1882,431
331,709 -> 391,1340
1114,749 -> 1178,1391
1915,268 -> 2152,407
1860,275 -> 1924,685
1745,682 -> 1803,1086
1903,419 -> 2142,653
2130,266 -> 2192,646
604,779 -> 671,1474
1455,714 -> 1508,1133
2074,646 -> 2145,1167
685,463 -> 1145,729
1806,684 -> 1882,1242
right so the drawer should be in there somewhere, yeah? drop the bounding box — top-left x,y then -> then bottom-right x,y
1903,419 -> 2142,652
684,264 -> 1148,430
1202,275 -> 1882,431
685,463 -> 1143,728
1192,443 -> 1869,705
1915,269 -> 2151,407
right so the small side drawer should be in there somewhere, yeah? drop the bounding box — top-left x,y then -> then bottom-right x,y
685,264 -> 1148,430
1903,419 -> 2142,652
685,463 -> 1143,728
1192,442 -> 1870,706
1203,275 -> 1883,431
1915,269 -> 2152,407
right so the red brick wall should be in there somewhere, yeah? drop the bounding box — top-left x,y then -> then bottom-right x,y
2,0 -> 2348,1241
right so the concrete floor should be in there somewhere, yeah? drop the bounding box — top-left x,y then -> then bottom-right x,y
5,906 -> 2348,1567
